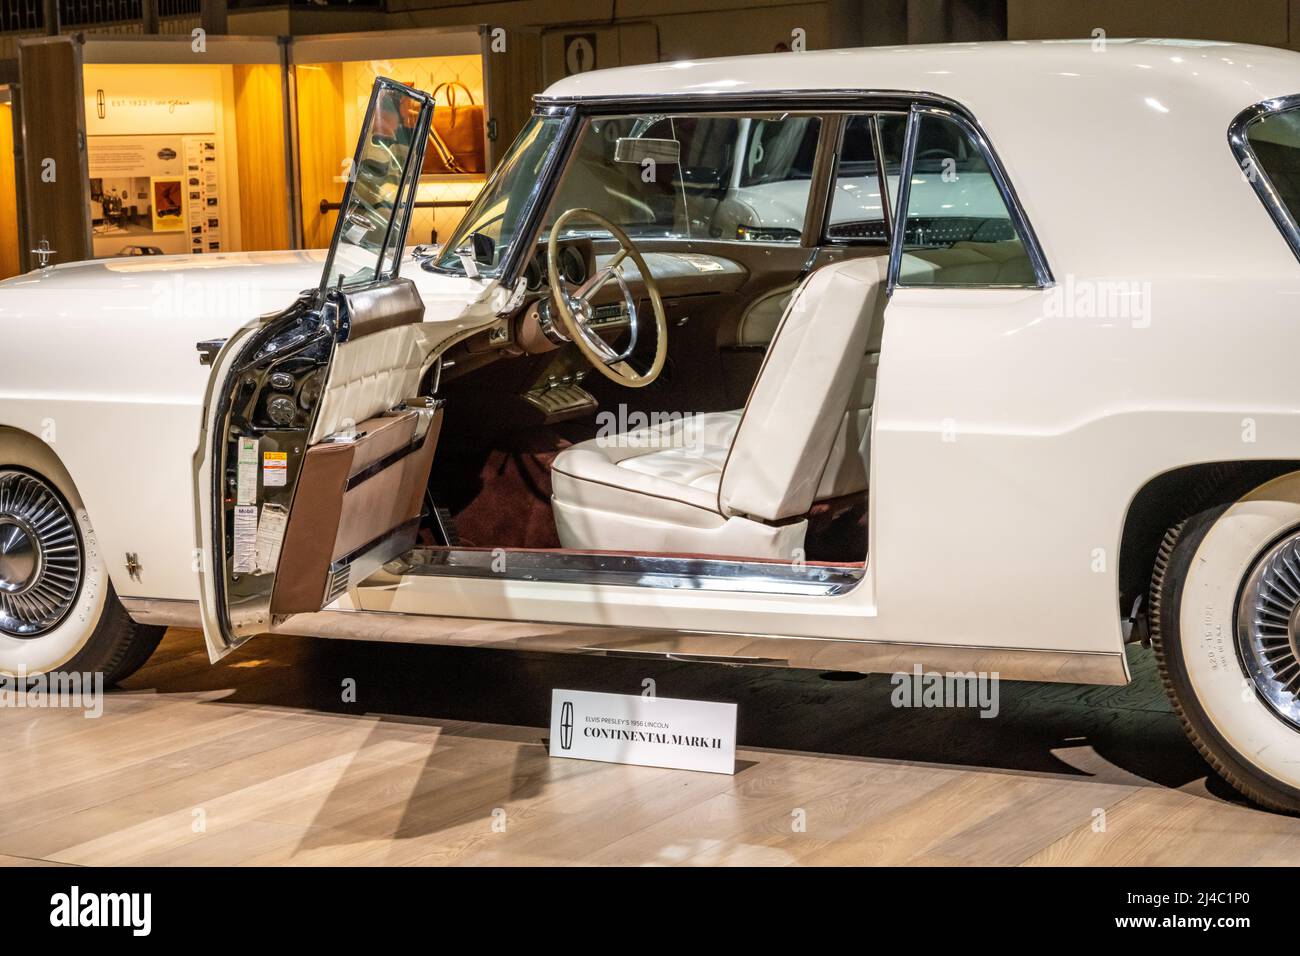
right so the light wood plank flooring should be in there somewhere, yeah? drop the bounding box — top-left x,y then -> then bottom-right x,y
0,628 -> 1296,866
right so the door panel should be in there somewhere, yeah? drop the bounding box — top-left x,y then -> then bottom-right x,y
271,403 -> 441,614
308,279 -> 434,441
197,78 -> 436,660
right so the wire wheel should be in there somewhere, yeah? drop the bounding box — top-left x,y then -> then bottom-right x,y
1236,530 -> 1300,730
0,470 -> 83,638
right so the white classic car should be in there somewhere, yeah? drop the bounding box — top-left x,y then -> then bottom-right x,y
3,40 -> 1300,812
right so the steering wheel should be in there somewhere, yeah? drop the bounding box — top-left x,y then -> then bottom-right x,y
547,208 -> 668,388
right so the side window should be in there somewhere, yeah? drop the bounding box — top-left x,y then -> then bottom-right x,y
895,112 -> 1036,287
547,113 -> 821,245
827,113 -> 906,243
730,116 -> 821,241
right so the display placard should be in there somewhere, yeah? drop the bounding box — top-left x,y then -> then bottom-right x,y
548,689 -> 737,775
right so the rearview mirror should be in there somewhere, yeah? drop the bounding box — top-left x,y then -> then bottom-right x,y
454,231 -> 495,274
614,137 -> 681,166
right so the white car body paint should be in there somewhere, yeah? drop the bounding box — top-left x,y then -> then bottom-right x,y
3,39 -> 1300,669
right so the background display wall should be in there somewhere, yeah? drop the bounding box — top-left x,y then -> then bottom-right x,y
13,31 -> 496,272
83,64 -> 241,258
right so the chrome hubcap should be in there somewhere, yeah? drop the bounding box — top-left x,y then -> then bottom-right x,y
0,471 -> 82,638
0,517 -> 39,592
1236,531 -> 1300,730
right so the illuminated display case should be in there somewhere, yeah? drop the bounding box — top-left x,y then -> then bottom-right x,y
289,29 -> 498,251
14,27 -> 537,271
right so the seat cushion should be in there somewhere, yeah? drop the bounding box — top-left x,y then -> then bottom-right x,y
552,411 -> 740,524
612,410 -> 740,494
551,410 -> 807,557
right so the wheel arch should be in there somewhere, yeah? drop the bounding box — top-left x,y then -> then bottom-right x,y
1118,459 -> 1300,633
0,424 -> 85,507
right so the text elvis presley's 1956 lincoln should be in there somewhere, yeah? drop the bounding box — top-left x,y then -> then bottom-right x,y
3,38 -> 1300,810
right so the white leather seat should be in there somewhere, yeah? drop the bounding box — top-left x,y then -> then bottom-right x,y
551,256 -> 888,559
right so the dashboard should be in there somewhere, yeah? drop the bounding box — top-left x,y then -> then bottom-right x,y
439,237 -> 751,422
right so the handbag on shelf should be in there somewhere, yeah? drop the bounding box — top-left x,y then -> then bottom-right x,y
423,80 -> 486,175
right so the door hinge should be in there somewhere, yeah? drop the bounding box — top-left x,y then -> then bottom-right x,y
196,339 -> 226,366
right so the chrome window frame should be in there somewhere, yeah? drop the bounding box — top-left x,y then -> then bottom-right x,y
888,104 -> 1053,294
516,90 -> 1052,296
1228,94 -> 1300,263
818,110 -> 906,250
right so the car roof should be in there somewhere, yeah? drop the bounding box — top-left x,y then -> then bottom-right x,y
543,40 -> 1300,278
541,39 -> 1299,123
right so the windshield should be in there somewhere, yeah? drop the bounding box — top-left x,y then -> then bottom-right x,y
432,114 -> 566,276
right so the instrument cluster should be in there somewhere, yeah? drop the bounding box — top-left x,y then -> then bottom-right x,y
522,244 -> 589,293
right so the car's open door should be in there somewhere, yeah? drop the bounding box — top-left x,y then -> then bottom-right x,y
195,79 -> 442,661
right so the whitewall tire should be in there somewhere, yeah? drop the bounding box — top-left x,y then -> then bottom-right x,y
1151,472 -> 1300,813
0,467 -> 163,683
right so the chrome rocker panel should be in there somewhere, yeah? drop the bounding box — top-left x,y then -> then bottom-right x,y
121,597 -> 1129,686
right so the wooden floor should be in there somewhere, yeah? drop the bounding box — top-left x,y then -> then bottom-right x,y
1,627 -> 1298,866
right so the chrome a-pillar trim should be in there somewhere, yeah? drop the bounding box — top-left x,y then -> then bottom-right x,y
1229,94 -> 1300,263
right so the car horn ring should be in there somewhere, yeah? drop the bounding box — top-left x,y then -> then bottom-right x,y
546,207 -> 668,388
0,470 -> 83,639
1236,528 -> 1300,731
560,268 -> 640,366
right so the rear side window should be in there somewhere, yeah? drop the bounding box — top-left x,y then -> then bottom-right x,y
1238,104 -> 1300,255
825,114 -> 905,243
895,112 -> 1036,287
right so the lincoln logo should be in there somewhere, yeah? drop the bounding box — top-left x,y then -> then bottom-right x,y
96,89 -> 105,120
559,701 -> 574,750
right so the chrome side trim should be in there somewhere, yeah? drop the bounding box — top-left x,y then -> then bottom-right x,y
119,597 -> 1129,685
391,547 -> 863,596
1228,94 -> 1300,263
121,597 -> 203,628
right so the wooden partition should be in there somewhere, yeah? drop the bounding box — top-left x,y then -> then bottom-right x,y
0,102 -> 20,279
295,61 -> 347,250
233,63 -> 291,252
18,37 -> 91,270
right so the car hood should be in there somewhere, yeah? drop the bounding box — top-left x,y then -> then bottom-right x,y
0,249 -> 495,336
1,249 -> 327,298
